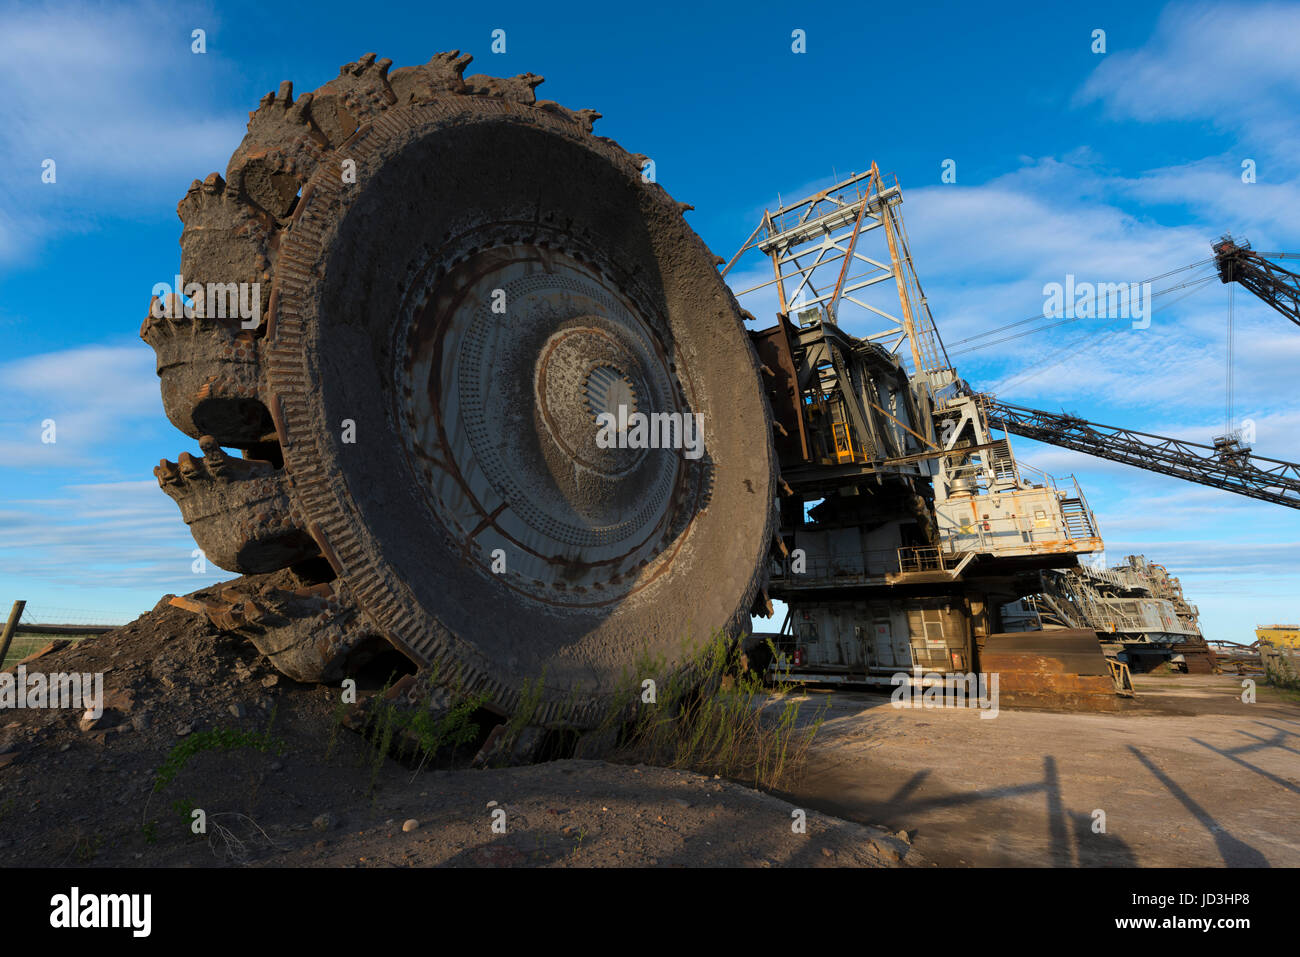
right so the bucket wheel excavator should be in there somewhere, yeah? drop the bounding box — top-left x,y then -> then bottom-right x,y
146,54 -> 1300,728
142,53 -> 778,736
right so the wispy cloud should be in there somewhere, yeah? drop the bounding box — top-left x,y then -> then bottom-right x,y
1076,2 -> 1300,158
1111,158 -> 1300,244
0,343 -> 162,469
0,0 -> 243,264
0,340 -> 217,619
0,479 -> 227,618
897,149 -> 1298,444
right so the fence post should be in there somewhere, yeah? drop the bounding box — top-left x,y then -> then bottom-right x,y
0,600 -> 27,669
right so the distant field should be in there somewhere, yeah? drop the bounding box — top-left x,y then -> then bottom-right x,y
1,633 -> 92,670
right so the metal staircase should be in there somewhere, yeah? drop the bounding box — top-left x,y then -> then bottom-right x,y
985,438 -> 1019,486
1059,496 -> 1096,539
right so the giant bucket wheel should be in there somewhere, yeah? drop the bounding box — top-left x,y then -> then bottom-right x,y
142,53 -> 776,729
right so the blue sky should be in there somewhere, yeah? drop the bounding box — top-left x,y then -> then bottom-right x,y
1,0 -> 1297,638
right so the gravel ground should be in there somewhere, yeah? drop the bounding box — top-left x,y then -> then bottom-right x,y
775,676 -> 1300,867
0,589 -> 921,868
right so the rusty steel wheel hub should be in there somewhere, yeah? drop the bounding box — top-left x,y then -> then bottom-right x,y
397,238 -> 690,604
142,52 -> 776,729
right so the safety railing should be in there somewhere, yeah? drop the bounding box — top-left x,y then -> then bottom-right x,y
896,545 -> 949,573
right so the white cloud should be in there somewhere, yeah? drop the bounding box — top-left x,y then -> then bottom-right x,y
0,479 -> 227,620
1076,1 -> 1300,158
1112,158 -> 1300,245
0,1 -> 244,263
0,343 -> 162,469
0,339 -> 218,621
893,150 -> 1299,453
0,1 -> 240,176
905,2 -> 1300,398
907,163 -> 1210,314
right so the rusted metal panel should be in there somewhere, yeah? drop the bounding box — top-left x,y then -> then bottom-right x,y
980,630 -> 1111,674
979,629 -> 1120,711
750,317 -> 810,463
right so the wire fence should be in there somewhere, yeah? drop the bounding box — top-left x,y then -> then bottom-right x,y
13,605 -> 133,627
1,602 -> 132,669
1,635 -> 84,669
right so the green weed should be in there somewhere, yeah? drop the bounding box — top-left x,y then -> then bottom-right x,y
356,673 -> 490,790
1264,651 -> 1300,691
152,727 -> 286,794
610,632 -> 825,792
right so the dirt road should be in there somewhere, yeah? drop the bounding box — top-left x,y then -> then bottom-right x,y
778,675 -> 1300,867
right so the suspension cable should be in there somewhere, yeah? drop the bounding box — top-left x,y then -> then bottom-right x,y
946,257 -> 1216,350
991,279 -> 1214,393
1226,280 -> 1235,436
950,271 -> 1216,357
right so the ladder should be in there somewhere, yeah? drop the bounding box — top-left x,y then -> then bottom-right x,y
1059,497 -> 1095,539
986,438 -> 1018,485
1107,659 -> 1136,697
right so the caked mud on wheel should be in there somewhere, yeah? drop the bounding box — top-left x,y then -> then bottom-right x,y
143,53 -> 777,729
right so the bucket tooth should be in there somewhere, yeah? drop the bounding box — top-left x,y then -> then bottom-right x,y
140,292 -> 270,448
389,51 -> 473,103
305,54 -> 397,151
171,575 -> 380,683
156,437 -> 317,574
154,458 -> 181,486
463,71 -> 543,104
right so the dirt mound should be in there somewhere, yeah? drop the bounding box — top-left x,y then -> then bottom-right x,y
0,583 -> 921,868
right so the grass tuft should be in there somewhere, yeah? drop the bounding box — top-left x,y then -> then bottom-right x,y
610,633 -> 825,792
